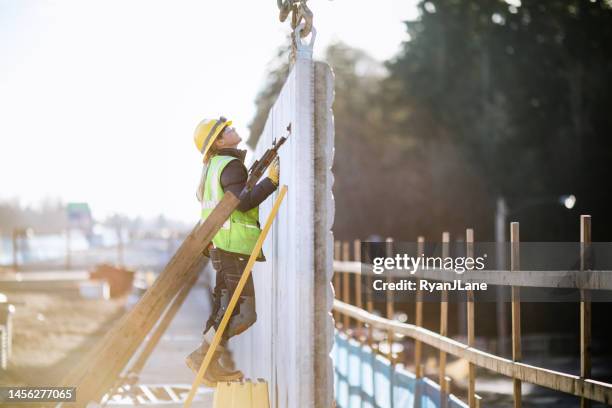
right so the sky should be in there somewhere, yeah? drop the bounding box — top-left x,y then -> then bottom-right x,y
0,0 -> 418,223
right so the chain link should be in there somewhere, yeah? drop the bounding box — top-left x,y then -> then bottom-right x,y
277,0 -> 314,64
277,0 -> 313,38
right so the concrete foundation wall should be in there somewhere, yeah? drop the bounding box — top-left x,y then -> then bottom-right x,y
230,53 -> 335,408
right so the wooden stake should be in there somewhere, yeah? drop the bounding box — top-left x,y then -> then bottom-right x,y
511,222 -> 522,408
342,241 -> 351,331
440,376 -> 452,408
354,239 -> 363,337
415,236 -> 425,378
386,237 -> 395,362
439,232 -> 450,394
416,363 -> 424,378
387,328 -> 395,363
334,240 -> 341,327
442,375 -> 452,394
365,241 -> 374,346
580,215 -> 592,408
466,228 -> 476,408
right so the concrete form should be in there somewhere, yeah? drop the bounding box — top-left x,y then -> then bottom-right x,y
229,46 -> 335,407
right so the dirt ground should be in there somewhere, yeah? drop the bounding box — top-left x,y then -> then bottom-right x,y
2,290 -> 125,387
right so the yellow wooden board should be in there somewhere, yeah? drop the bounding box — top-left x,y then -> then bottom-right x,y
213,379 -> 270,408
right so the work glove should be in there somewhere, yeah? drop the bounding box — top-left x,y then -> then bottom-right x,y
268,157 -> 280,186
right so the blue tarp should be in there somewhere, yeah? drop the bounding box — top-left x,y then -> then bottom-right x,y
332,331 -> 468,408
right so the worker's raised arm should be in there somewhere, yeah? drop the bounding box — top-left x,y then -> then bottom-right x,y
220,159 -> 277,212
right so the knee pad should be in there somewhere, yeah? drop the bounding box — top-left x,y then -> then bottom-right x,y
227,295 -> 257,337
215,289 -> 257,338
203,288 -> 223,335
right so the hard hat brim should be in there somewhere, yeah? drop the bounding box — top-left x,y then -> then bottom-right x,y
201,119 -> 233,157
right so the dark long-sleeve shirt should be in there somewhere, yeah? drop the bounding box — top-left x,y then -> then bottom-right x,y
217,148 -> 277,212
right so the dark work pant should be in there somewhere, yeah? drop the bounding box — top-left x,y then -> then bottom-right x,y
204,249 -> 256,341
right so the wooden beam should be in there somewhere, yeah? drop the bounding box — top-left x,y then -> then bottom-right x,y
342,241 -> 351,331
474,394 -> 482,408
333,299 -> 612,405
511,222 -> 522,408
466,228 -> 476,408
580,215 -> 592,408
333,240 -> 341,327
333,262 -> 612,291
60,191 -> 242,407
416,363 -> 424,378
353,239 -> 363,337
414,236 -> 425,378
365,241 -> 374,347
385,237 -> 395,363
126,269 -> 200,378
439,232 -> 450,394
441,376 -> 452,408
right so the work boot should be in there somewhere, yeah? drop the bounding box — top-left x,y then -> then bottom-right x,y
185,341 -> 243,384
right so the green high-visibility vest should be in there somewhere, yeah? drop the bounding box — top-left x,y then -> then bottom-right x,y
201,155 -> 263,259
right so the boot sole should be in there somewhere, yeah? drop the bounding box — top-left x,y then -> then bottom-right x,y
185,357 -> 243,380
210,366 -> 244,381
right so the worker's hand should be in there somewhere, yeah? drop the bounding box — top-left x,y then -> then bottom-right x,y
268,157 -> 280,186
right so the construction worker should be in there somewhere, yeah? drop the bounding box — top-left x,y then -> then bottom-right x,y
186,116 -> 280,385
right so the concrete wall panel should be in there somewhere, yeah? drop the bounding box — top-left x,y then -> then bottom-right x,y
230,53 -> 335,408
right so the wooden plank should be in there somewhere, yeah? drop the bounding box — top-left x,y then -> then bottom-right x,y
342,241 -> 351,331
580,215 -> 592,408
386,237 -> 395,363
127,270 -> 200,377
474,394 -> 482,408
442,375 -> 452,394
441,376 -> 452,408
333,240 -> 341,327
103,270 -> 201,405
333,261 -> 612,290
333,299 -> 612,405
353,239 -> 363,337
60,191 -> 242,407
511,222 -> 522,408
439,232 -> 450,393
416,363 -> 424,378
466,228 -> 476,408
414,236 -> 425,378
365,241 -> 374,346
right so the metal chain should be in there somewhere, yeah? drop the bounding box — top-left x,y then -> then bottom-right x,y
277,0 -> 313,64
277,0 -> 313,38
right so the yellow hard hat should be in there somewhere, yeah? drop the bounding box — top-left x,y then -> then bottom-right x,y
193,116 -> 233,156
